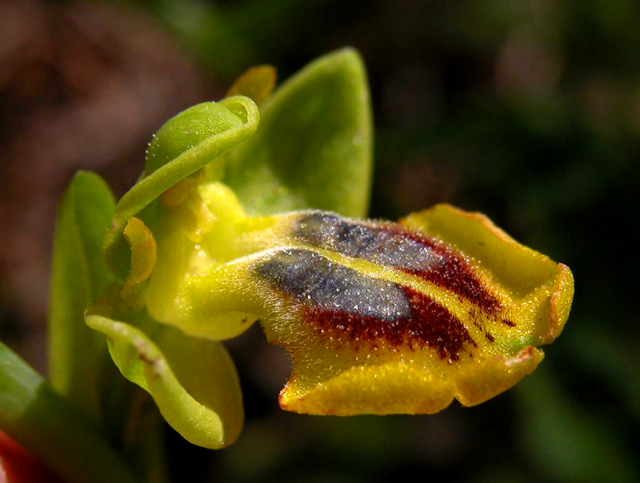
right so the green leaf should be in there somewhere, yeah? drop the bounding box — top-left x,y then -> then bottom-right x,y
104,96 -> 260,280
0,341 -> 139,483
86,287 -> 244,449
48,171 -> 115,421
224,47 -> 373,217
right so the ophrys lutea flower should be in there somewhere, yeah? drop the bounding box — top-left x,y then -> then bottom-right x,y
82,48 -> 573,448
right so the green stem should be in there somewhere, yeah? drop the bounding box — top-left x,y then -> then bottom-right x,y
103,373 -> 168,483
0,341 -> 140,483
125,393 -> 169,483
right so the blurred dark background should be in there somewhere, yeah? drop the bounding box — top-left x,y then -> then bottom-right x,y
1,0 -> 639,481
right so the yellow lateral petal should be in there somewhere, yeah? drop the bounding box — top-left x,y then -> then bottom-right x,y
226,66 -> 277,107
120,217 -> 157,309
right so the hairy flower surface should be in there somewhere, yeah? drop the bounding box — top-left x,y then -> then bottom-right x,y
80,49 -> 573,448
135,184 -> 572,416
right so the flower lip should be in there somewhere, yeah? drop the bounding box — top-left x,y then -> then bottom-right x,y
305,284 -> 478,361
254,248 -> 411,321
293,210 -> 504,318
294,212 -> 446,271
254,247 -> 478,361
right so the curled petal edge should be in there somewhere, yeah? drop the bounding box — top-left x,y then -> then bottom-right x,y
401,204 -> 574,344
280,346 -> 544,415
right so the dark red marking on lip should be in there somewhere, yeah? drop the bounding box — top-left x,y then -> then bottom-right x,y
293,212 -> 508,321
473,319 -> 496,344
305,286 -> 476,362
502,319 -> 516,327
382,224 -> 503,316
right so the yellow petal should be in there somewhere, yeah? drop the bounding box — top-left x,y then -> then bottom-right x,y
400,204 -> 574,345
120,217 -> 157,310
226,66 -> 277,107
280,347 -> 543,414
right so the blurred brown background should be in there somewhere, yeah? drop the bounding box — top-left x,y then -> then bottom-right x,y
1,0 -> 639,482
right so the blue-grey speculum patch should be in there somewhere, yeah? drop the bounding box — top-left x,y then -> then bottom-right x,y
255,249 -> 411,321
294,212 -> 443,271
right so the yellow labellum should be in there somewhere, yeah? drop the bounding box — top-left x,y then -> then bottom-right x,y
134,183 -> 574,415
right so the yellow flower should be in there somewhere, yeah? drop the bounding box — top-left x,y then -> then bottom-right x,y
133,182 -> 573,416
84,48 -> 573,449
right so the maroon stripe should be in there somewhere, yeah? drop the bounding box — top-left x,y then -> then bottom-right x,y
292,212 -> 507,321
305,286 -> 476,362
383,225 -> 503,316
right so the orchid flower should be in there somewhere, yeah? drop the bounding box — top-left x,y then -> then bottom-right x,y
53,49 -> 573,453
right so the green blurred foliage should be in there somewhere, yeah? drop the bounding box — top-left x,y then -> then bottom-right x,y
48,172 -> 115,422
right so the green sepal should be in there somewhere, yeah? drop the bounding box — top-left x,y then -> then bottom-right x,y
145,102 -> 244,177
48,171 -> 115,421
224,47 -> 373,217
85,287 -> 244,449
104,96 -> 260,280
0,341 -> 139,483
